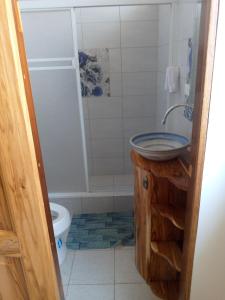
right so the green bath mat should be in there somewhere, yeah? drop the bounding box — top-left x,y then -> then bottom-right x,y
66,211 -> 134,250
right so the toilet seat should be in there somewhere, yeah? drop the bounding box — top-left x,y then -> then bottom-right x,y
50,203 -> 71,236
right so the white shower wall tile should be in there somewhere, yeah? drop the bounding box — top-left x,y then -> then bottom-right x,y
122,72 -> 157,96
157,45 -> 169,72
82,22 -> 120,49
114,196 -> 134,212
123,117 -> 156,138
76,23 -> 83,48
121,21 -> 158,48
82,197 -> 114,213
90,175 -> 114,188
91,138 -> 124,159
110,73 -> 123,97
109,49 -> 122,73
87,97 -> 122,119
90,118 -> 123,139
80,6 -> 120,23
121,47 -> 158,72
158,5 -> 171,46
82,98 -> 89,119
123,95 -> 156,118
92,158 -> 124,176
120,5 -> 158,21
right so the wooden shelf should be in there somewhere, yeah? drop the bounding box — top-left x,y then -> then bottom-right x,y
168,176 -> 190,191
149,281 -> 179,300
151,242 -> 182,272
152,204 -> 185,230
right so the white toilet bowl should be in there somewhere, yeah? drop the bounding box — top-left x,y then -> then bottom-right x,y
50,203 -> 71,265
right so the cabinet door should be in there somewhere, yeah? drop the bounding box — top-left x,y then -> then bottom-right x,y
134,166 -> 152,281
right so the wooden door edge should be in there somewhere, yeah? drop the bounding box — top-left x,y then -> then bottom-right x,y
13,1 -> 64,299
179,1 -> 220,299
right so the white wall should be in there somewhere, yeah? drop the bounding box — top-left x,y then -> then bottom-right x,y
163,0 -> 201,137
190,1 -> 225,299
156,4 -> 170,128
77,5 -> 160,176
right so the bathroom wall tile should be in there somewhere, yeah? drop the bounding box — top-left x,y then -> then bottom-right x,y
90,118 -> 123,139
121,21 -> 158,48
122,72 -> 157,96
110,73 -> 123,97
90,175 -> 114,187
114,196 -> 134,212
92,158 -> 124,176
82,197 -> 114,213
81,7 -> 120,23
82,97 -> 89,119
123,136 -> 132,159
157,71 -> 168,114
76,23 -> 83,49
82,22 -> 120,49
123,117 -> 156,138
91,138 -> 123,158
120,5 -> 158,21
75,8 -> 81,23
158,5 -> 171,46
109,49 -> 122,73
177,3 -> 196,41
84,118 -> 91,140
123,95 -> 156,118
124,158 -> 133,175
85,138 -> 92,159
114,175 -> 134,187
122,47 -> 158,72
157,45 -> 169,72
88,97 -> 122,119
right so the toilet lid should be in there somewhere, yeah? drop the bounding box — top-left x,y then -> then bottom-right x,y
50,203 -> 71,236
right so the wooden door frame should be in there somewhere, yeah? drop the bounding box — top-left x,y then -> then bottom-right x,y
180,0 -> 220,299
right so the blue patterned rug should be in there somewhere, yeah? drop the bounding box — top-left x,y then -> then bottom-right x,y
66,211 -> 134,250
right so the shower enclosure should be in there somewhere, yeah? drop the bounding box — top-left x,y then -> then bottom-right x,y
20,0 -> 199,215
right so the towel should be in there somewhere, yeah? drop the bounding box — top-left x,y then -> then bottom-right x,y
164,66 -> 180,93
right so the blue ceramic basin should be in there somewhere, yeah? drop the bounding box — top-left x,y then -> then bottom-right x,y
130,132 -> 190,161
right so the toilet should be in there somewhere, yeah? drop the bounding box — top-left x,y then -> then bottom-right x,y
50,203 -> 71,265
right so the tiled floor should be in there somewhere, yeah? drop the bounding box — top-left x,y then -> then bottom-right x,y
60,246 -> 160,300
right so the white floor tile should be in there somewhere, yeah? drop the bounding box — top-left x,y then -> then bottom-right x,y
115,247 -> 144,283
60,250 -> 75,285
67,284 -> 114,300
115,283 -> 160,300
70,249 -> 114,284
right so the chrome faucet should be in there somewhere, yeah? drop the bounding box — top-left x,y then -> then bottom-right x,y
161,104 -> 194,125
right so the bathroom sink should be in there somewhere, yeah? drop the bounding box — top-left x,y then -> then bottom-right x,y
129,132 -> 190,161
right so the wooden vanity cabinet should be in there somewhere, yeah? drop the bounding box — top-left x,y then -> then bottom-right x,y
131,150 -> 189,300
